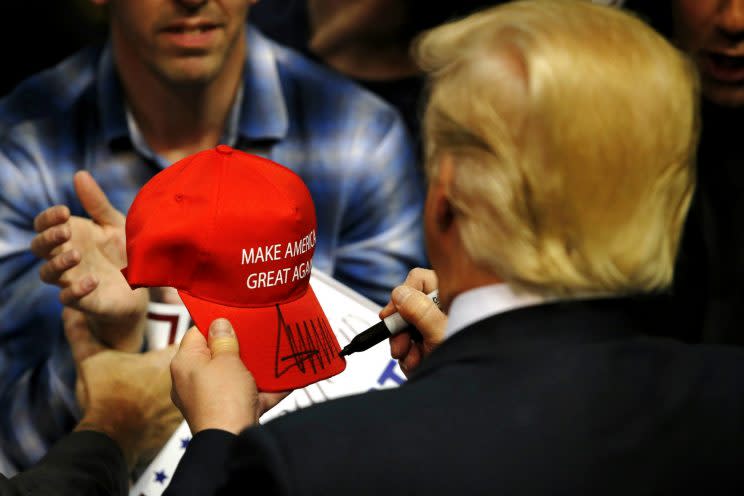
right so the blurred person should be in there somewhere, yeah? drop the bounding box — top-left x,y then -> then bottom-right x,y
251,0 -> 623,147
252,0 -> 500,152
163,2 -> 744,494
624,0 -> 744,345
0,0 -> 425,474
0,308 -> 180,495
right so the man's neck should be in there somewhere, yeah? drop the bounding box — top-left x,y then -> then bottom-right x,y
439,267 -> 503,314
312,41 -> 419,82
115,45 -> 245,165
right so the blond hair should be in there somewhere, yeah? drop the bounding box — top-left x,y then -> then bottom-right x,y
415,0 -> 699,296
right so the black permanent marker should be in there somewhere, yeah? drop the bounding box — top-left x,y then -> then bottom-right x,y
339,290 -> 440,357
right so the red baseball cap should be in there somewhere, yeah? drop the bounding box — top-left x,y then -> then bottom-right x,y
122,145 -> 346,391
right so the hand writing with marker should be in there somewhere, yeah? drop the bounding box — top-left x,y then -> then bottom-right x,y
380,268 -> 448,378
171,319 -> 290,435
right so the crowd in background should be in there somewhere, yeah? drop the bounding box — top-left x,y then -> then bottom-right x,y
2,0 -> 744,494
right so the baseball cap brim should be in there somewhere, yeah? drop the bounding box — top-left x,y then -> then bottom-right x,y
178,285 -> 346,392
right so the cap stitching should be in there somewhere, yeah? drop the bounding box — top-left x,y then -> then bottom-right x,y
179,282 -> 310,309
241,151 -> 303,220
189,149 -> 226,288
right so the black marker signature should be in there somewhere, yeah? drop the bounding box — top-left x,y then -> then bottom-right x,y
274,305 -> 338,378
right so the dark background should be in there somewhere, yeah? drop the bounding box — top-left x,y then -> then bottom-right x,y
0,1 -> 107,97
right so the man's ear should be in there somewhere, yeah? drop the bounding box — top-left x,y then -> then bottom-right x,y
432,155 -> 457,233
432,191 -> 454,233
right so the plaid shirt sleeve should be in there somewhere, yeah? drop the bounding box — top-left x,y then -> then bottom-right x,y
331,114 -> 427,305
0,136 -> 81,475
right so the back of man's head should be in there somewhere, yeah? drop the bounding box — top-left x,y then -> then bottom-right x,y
415,0 -> 699,298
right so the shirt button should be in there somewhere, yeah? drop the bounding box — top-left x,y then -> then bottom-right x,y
215,144 -> 233,155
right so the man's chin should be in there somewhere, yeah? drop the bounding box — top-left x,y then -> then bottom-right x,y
154,58 -> 223,87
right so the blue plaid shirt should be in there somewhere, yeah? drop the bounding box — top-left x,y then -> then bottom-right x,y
0,26 -> 425,474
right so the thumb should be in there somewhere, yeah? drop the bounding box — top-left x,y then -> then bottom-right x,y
63,307 -> 106,365
172,327 -> 210,373
73,170 -> 125,227
391,286 -> 447,343
208,318 -> 240,357
178,326 -> 208,354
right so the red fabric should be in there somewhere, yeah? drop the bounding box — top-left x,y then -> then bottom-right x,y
123,145 -> 345,390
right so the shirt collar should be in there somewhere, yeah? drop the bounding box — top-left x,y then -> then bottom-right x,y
238,25 -> 288,142
444,283 -> 555,340
97,43 -> 129,147
96,25 -> 288,155
122,86 -> 245,169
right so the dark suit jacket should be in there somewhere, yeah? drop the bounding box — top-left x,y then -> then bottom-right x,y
661,101 -> 744,346
0,430 -> 127,496
165,298 -> 744,495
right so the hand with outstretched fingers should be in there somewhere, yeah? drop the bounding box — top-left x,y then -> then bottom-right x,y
31,171 -> 147,351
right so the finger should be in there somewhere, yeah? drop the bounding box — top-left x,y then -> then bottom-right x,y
258,391 -> 291,417
59,275 -> 99,306
380,267 -> 438,319
389,332 -> 412,360
33,205 -> 70,233
403,268 -> 439,294
208,318 -> 240,357
378,298 -> 396,319
63,307 -> 105,364
178,326 -> 208,353
391,286 -> 447,342
170,385 -> 183,413
30,224 -> 71,258
171,327 -> 210,383
170,327 -> 209,416
39,250 -> 81,284
399,344 -> 422,378
74,171 -> 125,227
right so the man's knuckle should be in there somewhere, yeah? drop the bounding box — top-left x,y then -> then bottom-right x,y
407,293 -> 430,316
68,284 -> 83,298
48,228 -> 61,245
34,212 -> 47,229
51,255 -> 64,271
410,267 -> 426,279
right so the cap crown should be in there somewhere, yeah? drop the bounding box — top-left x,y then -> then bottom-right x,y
125,146 -> 317,307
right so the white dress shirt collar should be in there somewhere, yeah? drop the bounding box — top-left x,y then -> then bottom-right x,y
444,283 -> 555,340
